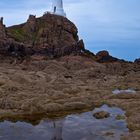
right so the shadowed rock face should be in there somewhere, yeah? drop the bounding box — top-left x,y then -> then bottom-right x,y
0,13 -> 85,59
135,58 -> 140,64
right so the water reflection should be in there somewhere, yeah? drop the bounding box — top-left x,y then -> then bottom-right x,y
112,89 -> 136,94
0,105 -> 128,140
51,120 -> 64,140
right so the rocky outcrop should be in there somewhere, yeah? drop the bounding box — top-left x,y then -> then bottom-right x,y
134,58 -> 140,64
96,50 -> 109,58
0,17 -> 6,39
0,39 -> 34,60
93,111 -> 110,119
24,15 -> 37,32
0,13 -> 85,60
0,13 -> 138,64
0,39 -> 85,60
96,50 -> 118,63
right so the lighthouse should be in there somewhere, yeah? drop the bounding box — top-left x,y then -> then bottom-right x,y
51,0 -> 66,17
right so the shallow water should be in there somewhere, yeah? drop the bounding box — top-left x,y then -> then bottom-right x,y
0,105 -> 128,140
112,89 -> 136,94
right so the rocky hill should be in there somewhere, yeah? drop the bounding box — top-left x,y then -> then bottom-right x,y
0,13 -> 86,60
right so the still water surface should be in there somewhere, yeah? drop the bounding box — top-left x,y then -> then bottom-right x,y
0,105 -> 128,140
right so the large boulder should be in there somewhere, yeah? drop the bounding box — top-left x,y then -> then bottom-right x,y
134,58 -> 140,64
7,13 -> 79,49
93,111 -> 110,119
96,50 -> 118,63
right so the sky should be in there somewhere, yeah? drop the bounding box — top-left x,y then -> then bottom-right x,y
0,0 -> 140,61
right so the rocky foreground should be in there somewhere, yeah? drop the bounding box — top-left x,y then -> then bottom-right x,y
0,14 -> 140,139
0,56 -> 140,139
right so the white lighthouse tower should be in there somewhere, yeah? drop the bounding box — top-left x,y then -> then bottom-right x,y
51,0 -> 66,17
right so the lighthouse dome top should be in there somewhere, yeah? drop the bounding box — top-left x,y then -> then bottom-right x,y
50,0 -> 66,17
